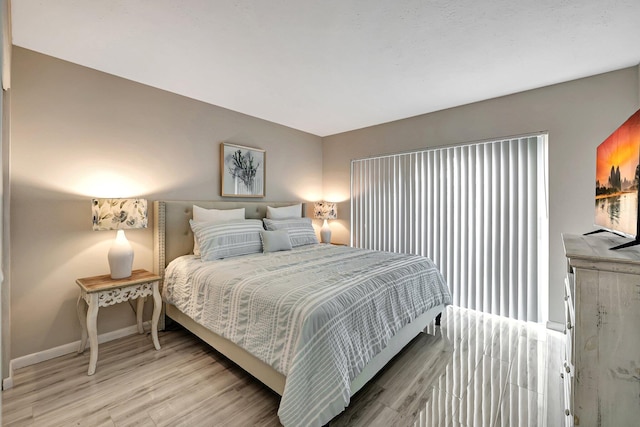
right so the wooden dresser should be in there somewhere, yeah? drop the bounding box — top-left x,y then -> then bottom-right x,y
562,233 -> 640,426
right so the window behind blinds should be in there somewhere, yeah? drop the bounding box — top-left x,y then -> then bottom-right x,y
350,135 -> 548,322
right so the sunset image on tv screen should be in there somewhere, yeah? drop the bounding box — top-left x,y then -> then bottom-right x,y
595,108 -> 640,237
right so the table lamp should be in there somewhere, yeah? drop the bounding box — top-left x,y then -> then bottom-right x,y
92,198 -> 148,279
314,201 -> 337,244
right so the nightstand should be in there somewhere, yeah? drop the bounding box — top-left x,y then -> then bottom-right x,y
76,269 -> 162,375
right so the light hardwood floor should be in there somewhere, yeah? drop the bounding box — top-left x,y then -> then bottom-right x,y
1,306 -> 564,426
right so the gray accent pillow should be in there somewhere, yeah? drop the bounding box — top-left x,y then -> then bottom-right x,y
189,219 -> 262,261
260,230 -> 293,253
262,218 -> 319,247
192,206 -> 245,256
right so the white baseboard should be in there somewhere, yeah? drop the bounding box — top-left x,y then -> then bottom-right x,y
2,364 -> 13,390
2,321 -> 150,389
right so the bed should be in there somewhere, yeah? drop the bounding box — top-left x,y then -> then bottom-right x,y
152,200 -> 451,427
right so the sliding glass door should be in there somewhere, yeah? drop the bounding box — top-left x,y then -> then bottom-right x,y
351,134 -> 548,322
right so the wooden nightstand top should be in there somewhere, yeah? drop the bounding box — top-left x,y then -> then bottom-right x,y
76,269 -> 161,293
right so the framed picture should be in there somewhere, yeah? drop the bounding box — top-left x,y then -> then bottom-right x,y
220,142 -> 266,197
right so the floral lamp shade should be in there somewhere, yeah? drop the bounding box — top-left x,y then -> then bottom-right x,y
92,199 -> 148,231
313,201 -> 337,220
92,198 -> 148,279
314,201 -> 337,244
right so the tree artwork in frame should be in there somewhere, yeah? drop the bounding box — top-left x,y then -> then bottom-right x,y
220,142 -> 266,197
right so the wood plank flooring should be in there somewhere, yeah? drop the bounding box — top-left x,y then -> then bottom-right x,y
1,306 -> 565,426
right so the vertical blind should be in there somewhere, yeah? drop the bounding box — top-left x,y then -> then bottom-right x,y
351,135 -> 548,322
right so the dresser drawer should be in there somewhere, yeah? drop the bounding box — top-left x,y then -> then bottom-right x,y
563,275 -> 575,363
563,233 -> 640,425
564,275 -> 575,326
561,367 -> 574,427
563,302 -> 574,363
564,319 -> 574,367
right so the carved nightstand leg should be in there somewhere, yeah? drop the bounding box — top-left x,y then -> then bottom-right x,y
86,295 -> 99,375
76,294 -> 88,353
151,282 -> 161,350
136,297 -> 145,334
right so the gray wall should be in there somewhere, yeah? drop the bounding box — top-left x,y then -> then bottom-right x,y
10,44 -> 640,359
10,47 -> 323,359
323,66 -> 640,325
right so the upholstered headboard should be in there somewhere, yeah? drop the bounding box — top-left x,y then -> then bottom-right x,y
152,200 -> 305,279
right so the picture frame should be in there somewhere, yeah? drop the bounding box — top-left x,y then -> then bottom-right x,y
220,142 -> 266,197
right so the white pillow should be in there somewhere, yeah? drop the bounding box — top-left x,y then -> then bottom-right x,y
192,206 -> 245,255
260,230 -> 293,253
193,205 -> 245,222
263,218 -> 319,247
190,219 -> 263,261
266,204 -> 302,219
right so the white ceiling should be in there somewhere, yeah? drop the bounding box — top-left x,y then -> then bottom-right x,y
11,0 -> 640,137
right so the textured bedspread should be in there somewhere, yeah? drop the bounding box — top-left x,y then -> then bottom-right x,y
163,244 -> 451,427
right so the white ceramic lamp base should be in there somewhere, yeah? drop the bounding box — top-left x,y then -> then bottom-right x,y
108,230 -> 134,279
320,219 -> 332,244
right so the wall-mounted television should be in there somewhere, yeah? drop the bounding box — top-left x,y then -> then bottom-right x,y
594,108 -> 640,249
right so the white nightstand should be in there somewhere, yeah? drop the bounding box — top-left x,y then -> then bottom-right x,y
76,269 -> 162,375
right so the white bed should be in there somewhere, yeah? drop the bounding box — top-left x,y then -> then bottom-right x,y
152,200 -> 450,426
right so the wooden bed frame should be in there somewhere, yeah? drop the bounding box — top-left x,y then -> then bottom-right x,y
152,200 -> 445,396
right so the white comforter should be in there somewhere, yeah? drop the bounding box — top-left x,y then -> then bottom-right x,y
163,244 -> 451,427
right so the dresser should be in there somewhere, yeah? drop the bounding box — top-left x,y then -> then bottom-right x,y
562,233 -> 640,426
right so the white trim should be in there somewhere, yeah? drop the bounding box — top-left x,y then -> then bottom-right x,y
2,361 -> 12,389
2,321 -> 150,389
1,0 -> 11,90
